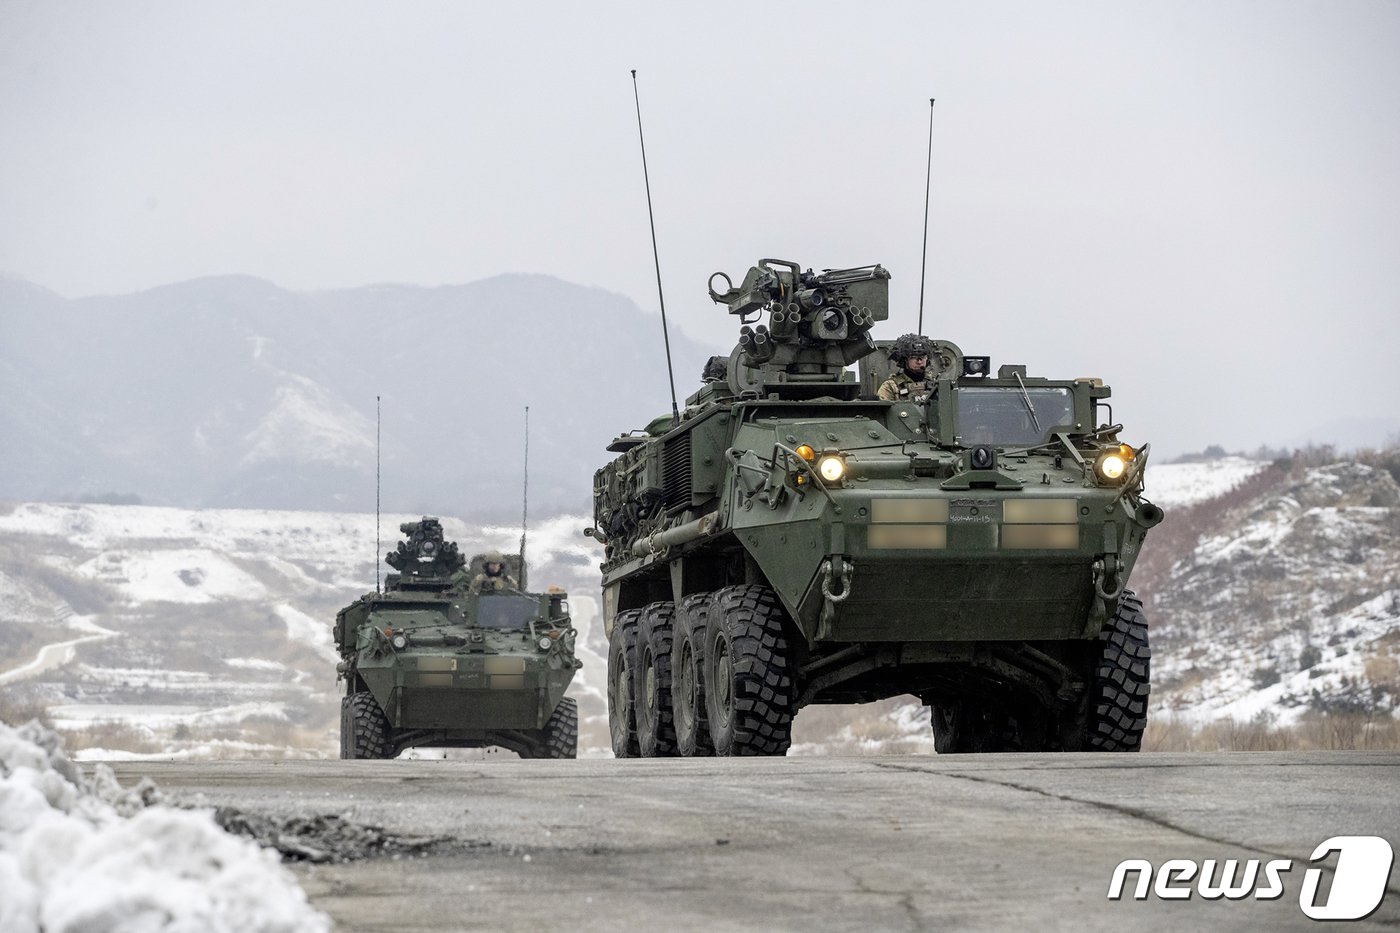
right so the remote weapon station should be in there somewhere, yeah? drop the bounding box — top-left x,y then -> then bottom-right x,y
590,259 -> 1163,756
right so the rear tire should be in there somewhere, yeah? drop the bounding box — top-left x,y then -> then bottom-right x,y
635,602 -> 678,757
672,594 -> 715,757
342,691 -> 392,759
540,697 -> 578,759
1074,590 -> 1151,751
608,609 -> 641,758
705,585 -> 793,757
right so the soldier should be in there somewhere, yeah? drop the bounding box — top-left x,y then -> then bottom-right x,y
878,333 -> 935,402
467,550 -> 518,593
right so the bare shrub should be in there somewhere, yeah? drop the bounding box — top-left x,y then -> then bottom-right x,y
0,684 -> 53,728
60,721 -> 163,755
1146,712 -> 1400,751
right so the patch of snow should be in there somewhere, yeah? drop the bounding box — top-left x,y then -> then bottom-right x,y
77,548 -> 268,604
225,658 -> 288,672
1147,457 -> 1268,509
241,375 -> 374,468
274,604 -> 339,666
0,720 -> 329,932
48,702 -> 290,731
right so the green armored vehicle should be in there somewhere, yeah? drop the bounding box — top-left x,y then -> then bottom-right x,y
591,259 -> 1163,757
335,518 -> 581,759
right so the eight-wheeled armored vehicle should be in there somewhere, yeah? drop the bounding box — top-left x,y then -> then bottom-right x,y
591,259 -> 1163,756
335,518 -> 581,759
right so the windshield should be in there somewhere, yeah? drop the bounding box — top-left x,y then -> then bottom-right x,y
476,593 -> 539,630
956,386 -> 1074,446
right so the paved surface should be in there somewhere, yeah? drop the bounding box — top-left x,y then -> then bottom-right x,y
104,753 -> 1400,932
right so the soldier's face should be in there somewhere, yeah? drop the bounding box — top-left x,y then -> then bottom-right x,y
906,355 -> 928,375
487,561 -> 502,574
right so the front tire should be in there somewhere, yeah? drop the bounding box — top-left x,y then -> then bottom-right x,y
1074,590 -> 1151,751
342,691 -> 392,759
705,585 -> 794,756
635,602 -> 678,757
540,697 -> 578,759
608,609 -> 641,758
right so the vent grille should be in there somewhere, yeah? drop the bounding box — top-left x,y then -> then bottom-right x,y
661,434 -> 692,511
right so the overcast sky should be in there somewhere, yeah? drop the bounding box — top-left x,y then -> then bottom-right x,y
2,1 -> 1397,459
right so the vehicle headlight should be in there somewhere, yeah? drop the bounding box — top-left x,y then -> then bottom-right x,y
817,455 -> 846,483
1092,448 -> 1136,481
537,635 -> 553,650
390,632 -> 409,650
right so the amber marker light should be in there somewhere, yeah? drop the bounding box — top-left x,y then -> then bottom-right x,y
795,444 -> 816,461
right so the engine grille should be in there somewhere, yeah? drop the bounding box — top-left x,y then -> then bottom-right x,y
661,433 -> 692,511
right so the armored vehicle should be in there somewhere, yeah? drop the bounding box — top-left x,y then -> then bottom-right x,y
335,518 -> 581,759
591,259 -> 1163,757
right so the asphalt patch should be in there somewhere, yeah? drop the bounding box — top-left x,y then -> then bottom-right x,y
212,807 -> 487,864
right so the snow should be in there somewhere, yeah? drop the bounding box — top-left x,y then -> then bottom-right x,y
1145,457 -> 1268,509
241,375 -> 375,467
274,603 -> 340,665
80,548 -> 269,604
0,720 -> 330,932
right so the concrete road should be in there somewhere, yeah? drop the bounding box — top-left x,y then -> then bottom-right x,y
105,753 -> 1400,932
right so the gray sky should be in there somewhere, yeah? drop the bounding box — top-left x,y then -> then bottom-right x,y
2,1 -> 1398,459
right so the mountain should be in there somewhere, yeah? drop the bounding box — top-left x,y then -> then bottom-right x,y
0,274 -> 722,520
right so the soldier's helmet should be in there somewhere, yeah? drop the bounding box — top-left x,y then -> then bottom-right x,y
701,355 -> 729,383
484,550 -> 506,571
890,333 -> 934,365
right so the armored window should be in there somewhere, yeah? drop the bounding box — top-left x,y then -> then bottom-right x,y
955,387 -> 1074,446
476,593 -> 539,630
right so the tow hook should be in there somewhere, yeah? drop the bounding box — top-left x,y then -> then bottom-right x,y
821,557 -> 854,604
1092,556 -> 1125,602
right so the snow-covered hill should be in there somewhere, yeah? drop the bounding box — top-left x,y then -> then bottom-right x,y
0,502 -> 609,759
1149,459 -> 1400,728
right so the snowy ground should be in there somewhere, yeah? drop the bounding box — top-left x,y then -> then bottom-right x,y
0,720 -> 329,932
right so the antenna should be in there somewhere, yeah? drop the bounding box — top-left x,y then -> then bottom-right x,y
375,394 -> 381,595
917,97 -> 936,335
519,405 -> 529,592
630,69 -> 680,422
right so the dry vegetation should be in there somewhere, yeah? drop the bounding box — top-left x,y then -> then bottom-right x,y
1145,711 -> 1399,751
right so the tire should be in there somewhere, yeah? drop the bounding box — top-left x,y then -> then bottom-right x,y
342,690 -> 393,759
672,594 -> 715,757
1079,590 -> 1151,751
634,602 -> 678,757
540,697 -> 578,759
705,585 -> 794,757
608,608 -> 642,758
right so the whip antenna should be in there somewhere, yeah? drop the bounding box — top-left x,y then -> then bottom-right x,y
917,98 -> 936,334
631,69 -> 680,422
375,394 -> 381,595
519,405 -> 529,592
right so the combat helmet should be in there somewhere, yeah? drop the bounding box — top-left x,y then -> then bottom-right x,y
889,333 -> 934,365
